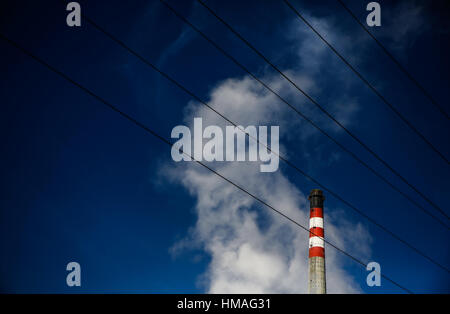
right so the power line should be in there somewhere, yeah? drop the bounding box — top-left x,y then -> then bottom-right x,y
336,0 -> 450,120
281,0 -> 449,164
58,4 -> 450,273
283,0 -> 450,219
195,0 -> 450,220
0,33 -> 414,293
157,0 -> 450,229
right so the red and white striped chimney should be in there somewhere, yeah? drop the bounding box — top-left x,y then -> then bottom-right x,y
308,189 -> 326,294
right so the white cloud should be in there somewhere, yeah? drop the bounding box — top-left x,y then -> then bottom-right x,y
160,10 -> 373,293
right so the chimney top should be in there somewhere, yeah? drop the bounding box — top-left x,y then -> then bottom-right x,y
308,189 -> 325,200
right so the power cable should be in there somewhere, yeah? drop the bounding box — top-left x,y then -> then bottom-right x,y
0,32 -> 414,293
336,0 -> 450,120
54,4 -> 450,273
195,0 -> 450,219
283,0 -> 449,217
160,0 -> 450,224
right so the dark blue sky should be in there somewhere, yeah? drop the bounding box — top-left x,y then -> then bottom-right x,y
0,0 -> 449,293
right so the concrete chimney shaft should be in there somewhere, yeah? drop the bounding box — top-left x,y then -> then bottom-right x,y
308,189 -> 326,294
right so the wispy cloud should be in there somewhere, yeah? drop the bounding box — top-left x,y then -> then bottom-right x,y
379,1 -> 427,52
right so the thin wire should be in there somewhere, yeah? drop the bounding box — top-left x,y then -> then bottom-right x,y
195,0 -> 450,219
0,33 -> 414,293
336,0 -> 449,120
161,0 -> 450,223
199,0 -> 449,165
54,4 -> 450,273
283,0 -> 449,218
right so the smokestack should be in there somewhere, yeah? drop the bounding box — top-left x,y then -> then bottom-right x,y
308,189 -> 326,294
